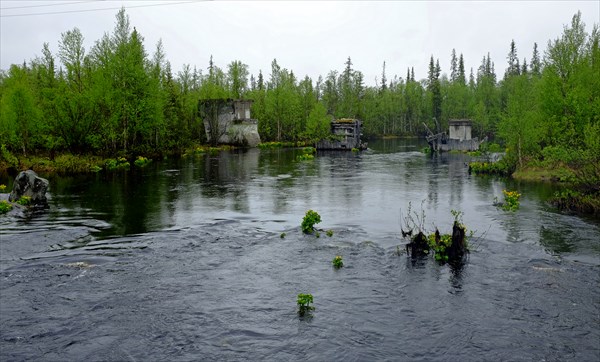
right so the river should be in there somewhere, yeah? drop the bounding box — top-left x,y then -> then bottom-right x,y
1,138 -> 599,361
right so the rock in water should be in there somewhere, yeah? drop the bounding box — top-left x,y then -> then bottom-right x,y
8,170 -> 49,205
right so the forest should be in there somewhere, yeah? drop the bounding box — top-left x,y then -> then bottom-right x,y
0,9 -> 598,212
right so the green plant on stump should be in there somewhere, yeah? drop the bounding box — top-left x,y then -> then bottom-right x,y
402,206 -> 469,264
301,210 -> 321,234
297,293 -> 314,316
0,200 -> 12,214
332,255 -> 343,268
427,230 -> 452,263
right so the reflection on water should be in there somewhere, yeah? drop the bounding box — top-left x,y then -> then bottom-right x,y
2,138 -> 598,259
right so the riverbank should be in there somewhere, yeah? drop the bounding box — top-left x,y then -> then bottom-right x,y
0,144 -> 240,175
471,159 -> 600,217
512,164 -> 599,216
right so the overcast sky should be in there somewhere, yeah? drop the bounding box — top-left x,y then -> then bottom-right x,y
1,0 -> 599,86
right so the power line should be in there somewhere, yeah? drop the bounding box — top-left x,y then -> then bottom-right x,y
0,0 -> 203,18
1,1 -> 103,11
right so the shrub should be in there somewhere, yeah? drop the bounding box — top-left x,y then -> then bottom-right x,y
332,255 -> 343,268
301,210 -> 321,234
501,190 -> 521,211
326,229 -> 334,237
302,146 -> 316,154
0,144 -> 19,169
468,159 -> 511,176
0,200 -> 12,214
427,231 -> 452,263
297,153 -> 314,161
0,184 -> 6,193
16,196 -> 32,206
280,232 -> 286,239
134,156 -> 151,167
258,141 -> 297,149
105,157 -> 130,171
297,293 -> 314,316
480,142 -> 503,153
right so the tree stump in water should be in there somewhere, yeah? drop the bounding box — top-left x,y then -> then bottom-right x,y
448,221 -> 467,260
406,232 -> 429,257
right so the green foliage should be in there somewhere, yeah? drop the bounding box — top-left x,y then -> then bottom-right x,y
332,255 -> 343,268
427,231 -> 452,262
16,196 -> 32,206
479,142 -> 503,153
0,200 -> 12,214
552,189 -> 600,215
105,157 -> 130,170
297,293 -> 314,316
468,159 -> 512,176
296,146 -> 316,160
52,154 -> 104,174
301,209 -> 321,234
280,232 -> 286,239
500,189 -> 521,211
304,102 -> 331,142
498,73 -> 540,167
258,141 -> 299,149
1,144 -> 19,169
326,229 -> 334,237
297,153 -> 314,161
134,156 -> 151,167
0,184 -> 6,193
351,148 -> 359,153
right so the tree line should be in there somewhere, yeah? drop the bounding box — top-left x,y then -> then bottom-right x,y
1,9 -> 598,176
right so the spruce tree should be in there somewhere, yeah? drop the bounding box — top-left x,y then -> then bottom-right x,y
380,61 -> 387,91
530,42 -> 541,76
458,54 -> 466,85
450,48 -> 458,82
506,39 -> 520,78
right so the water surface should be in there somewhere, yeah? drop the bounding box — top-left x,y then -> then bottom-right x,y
1,139 -> 599,361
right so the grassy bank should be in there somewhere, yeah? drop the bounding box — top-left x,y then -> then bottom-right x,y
0,154 -> 106,174
486,160 -> 600,216
0,143 -> 245,175
512,157 -> 599,215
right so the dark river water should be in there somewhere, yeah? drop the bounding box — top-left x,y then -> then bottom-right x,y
1,138 -> 599,361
